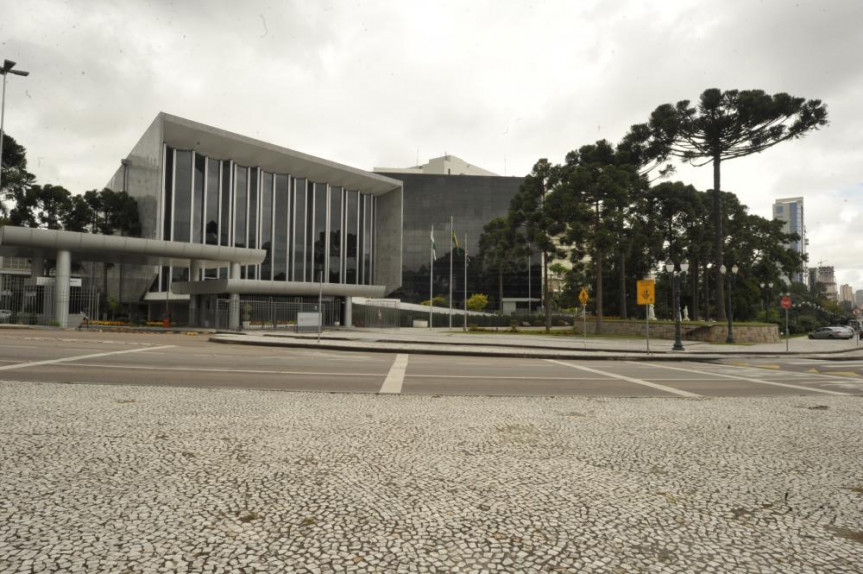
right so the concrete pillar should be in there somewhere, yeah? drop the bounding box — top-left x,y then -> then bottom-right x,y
344,296 -> 353,328
189,259 -> 203,327
55,250 -> 71,328
229,262 -> 241,331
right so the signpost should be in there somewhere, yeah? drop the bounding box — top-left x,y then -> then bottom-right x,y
781,295 -> 792,352
637,279 -> 656,354
579,288 -> 589,345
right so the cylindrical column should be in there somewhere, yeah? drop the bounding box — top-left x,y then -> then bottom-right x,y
189,259 -> 203,327
344,296 -> 353,328
55,250 -> 71,328
229,262 -> 241,331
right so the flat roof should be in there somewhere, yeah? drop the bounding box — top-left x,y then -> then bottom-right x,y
0,226 -> 266,268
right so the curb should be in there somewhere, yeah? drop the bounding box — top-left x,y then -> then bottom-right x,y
209,334 -> 863,362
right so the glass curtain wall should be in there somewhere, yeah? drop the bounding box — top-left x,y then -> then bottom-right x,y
158,146 -> 377,291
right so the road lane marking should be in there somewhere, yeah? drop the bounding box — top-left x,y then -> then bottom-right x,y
546,360 -> 701,398
0,345 -> 177,371
406,374 -> 596,380
380,354 -> 408,394
633,362 -> 849,395
61,363 -> 385,377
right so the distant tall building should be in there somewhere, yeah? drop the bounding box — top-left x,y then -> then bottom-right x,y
773,197 -> 806,284
856,289 -> 863,307
809,266 -> 838,301
839,284 -> 854,303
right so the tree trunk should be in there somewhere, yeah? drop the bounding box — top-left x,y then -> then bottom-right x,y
618,250 -> 627,319
595,200 -> 603,334
543,252 -> 551,332
498,267 -> 503,315
690,258 -> 700,321
713,155 -> 727,321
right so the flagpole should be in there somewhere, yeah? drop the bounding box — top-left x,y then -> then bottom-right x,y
463,232 -> 468,332
449,216 -> 453,328
429,224 -> 434,329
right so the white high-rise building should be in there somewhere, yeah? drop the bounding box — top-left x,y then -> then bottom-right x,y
773,197 -> 806,284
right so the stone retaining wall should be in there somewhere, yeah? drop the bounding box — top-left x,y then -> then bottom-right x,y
569,320 -> 780,344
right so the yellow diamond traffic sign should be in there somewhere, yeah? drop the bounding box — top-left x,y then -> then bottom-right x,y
578,288 -> 589,306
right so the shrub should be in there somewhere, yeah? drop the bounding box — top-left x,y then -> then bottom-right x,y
466,293 -> 489,312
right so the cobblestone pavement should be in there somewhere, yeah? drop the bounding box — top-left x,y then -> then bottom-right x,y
1,381 -> 861,573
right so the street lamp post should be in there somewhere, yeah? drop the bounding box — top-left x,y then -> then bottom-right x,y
720,264 -> 739,343
0,59 -> 30,194
666,259 -> 688,351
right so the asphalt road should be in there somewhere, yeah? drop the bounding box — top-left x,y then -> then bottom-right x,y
0,330 -> 860,397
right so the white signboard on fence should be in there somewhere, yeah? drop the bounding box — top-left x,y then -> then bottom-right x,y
297,312 -> 320,331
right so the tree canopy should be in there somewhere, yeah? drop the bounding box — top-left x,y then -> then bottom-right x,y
623,88 -> 828,320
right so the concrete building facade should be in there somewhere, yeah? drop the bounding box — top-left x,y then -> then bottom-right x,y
105,113 -> 404,325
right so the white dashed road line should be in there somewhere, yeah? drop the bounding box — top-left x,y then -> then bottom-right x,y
0,345 -> 177,371
380,354 -> 409,394
633,362 -> 849,395
546,360 -> 701,398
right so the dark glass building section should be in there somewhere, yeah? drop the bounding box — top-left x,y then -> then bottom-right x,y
234,166 -> 248,248
173,150 -> 193,243
193,153 -> 205,244
273,174 -> 289,281
260,171 -> 274,281
375,172 -> 526,304
163,150 -> 174,240
345,190 -> 358,284
220,162 -> 232,247
292,178 -> 307,281
205,158 -> 220,245
312,183 -> 327,282
329,186 -> 342,283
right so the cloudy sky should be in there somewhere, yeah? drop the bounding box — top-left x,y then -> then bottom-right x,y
2,0 -> 862,291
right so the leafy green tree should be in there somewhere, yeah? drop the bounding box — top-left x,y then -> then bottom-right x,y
0,133 -> 36,217
625,88 -> 828,320
478,217 -> 523,312
31,184 -> 73,230
550,140 -> 642,331
62,195 -> 95,232
509,159 -> 565,331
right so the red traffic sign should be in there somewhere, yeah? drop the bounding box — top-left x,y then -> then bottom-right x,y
780,296 -> 792,310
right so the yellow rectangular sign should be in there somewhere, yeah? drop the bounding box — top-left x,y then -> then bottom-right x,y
637,279 -> 655,305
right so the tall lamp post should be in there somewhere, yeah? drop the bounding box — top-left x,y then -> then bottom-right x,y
665,259 -> 688,351
0,59 -> 30,194
760,281 -> 774,320
720,264 -> 739,343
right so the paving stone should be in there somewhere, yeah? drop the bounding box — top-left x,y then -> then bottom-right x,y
0,381 -> 860,572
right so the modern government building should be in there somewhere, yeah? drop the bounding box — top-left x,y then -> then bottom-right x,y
0,113 -> 529,328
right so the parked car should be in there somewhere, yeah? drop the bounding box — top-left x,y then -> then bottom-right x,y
808,326 -> 854,340
0,309 -> 11,322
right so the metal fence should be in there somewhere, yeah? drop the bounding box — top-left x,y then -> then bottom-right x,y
359,298 -> 401,329
0,274 -> 100,327
214,296 -> 341,331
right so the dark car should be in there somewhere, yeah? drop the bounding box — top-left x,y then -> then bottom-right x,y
808,326 -> 854,340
